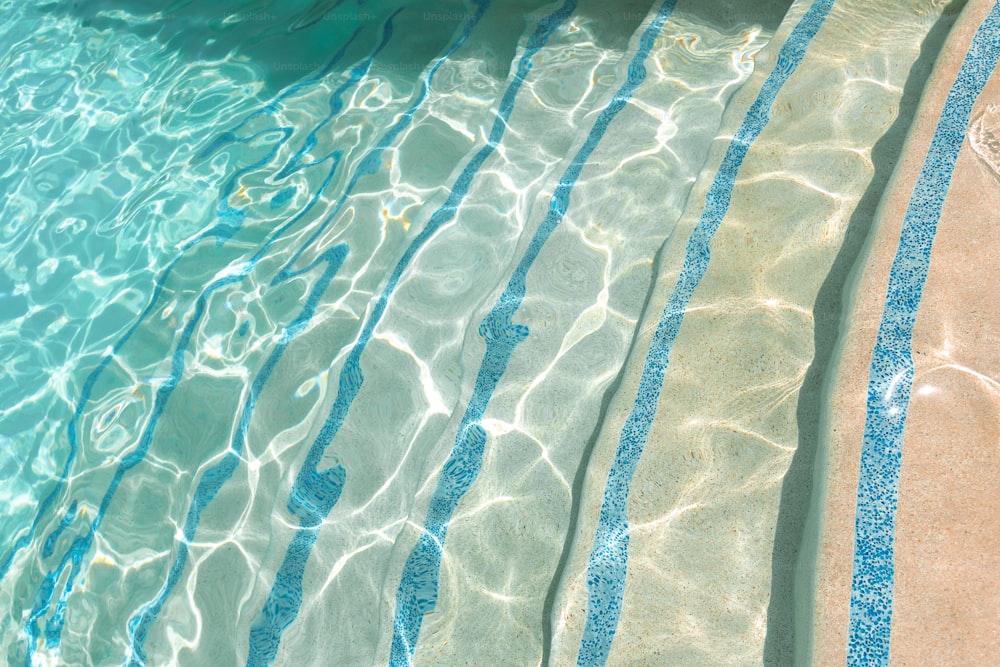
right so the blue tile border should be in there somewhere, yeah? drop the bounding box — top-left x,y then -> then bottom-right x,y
388,2 -> 679,665
0,20 -> 358,583
124,245 -> 348,666
575,2 -> 835,665
8,4 -> 493,662
847,3 -> 1000,665
2,9 -> 366,607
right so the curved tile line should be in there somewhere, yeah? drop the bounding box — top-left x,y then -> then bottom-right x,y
203,9 -> 405,244
387,2 -> 680,665
576,2 -> 835,665
24,267 -> 248,660
274,11 -> 404,182
0,21 -> 365,586
131,7 -> 493,662
121,10 -> 413,656
163,20 -> 366,246
245,523 -> 338,667
206,125 -> 295,246
237,1 -> 631,661
23,143 -> 351,663
20,9 -> 417,656
123,244 -> 349,666
244,466 -> 346,667
40,500 -> 77,559
124,5 -> 492,661
197,24 -> 363,160
847,4 -> 1000,665
234,4 -> 505,665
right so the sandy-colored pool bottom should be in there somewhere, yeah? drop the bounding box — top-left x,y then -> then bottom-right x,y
813,0 -> 1000,663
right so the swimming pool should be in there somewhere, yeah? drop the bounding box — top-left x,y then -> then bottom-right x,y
1,0 -> 996,665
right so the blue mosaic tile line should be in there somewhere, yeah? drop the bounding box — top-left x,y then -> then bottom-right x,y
245,522 -> 338,667
387,3 -> 679,665
233,1 -> 690,663
0,17 -> 365,589
271,2 -> 491,286
9,7 -> 485,661
263,0 -> 504,551
847,3 -> 1000,664
122,7 -> 496,664
575,2 -> 835,665
24,266 -> 249,663
124,245 -> 348,665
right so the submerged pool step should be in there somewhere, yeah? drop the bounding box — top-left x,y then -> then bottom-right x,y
183,3 -> 664,665
1,0 -> 979,665
0,1 -> 629,662
389,3 -> 786,666
814,0 -> 1000,664
547,0 -> 960,664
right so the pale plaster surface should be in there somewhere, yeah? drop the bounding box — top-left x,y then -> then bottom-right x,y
813,0 -> 1000,663
547,0 -> 952,664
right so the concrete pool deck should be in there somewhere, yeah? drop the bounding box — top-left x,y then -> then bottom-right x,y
812,0 -> 1000,663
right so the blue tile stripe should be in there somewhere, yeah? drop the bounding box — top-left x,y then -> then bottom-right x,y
123,11 -> 424,662
18,49 -> 386,667
245,522 -> 339,666
10,7 -> 481,661
0,17 -> 364,588
123,244 -> 348,666
119,7 -> 496,665
23,267 -> 250,661
387,2 -> 681,665
262,0 -> 496,541
24,128 -> 347,663
847,4 -> 1000,664
272,3 -> 490,285
575,2 -> 834,665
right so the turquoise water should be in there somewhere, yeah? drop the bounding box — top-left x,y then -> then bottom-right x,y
0,0 -> 956,664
